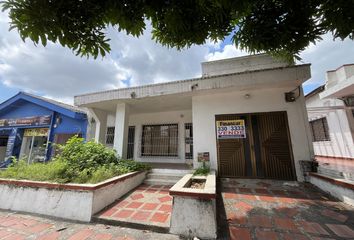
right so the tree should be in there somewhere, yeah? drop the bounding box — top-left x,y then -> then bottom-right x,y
1,0 -> 353,60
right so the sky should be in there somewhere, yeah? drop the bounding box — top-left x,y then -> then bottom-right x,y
0,11 -> 354,104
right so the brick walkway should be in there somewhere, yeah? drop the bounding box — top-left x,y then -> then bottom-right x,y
0,210 -> 179,240
218,179 -> 354,240
96,185 -> 173,231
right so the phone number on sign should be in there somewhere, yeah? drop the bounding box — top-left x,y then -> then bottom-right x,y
217,126 -> 244,131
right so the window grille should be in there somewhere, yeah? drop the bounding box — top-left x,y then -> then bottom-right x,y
309,118 -> 330,142
141,124 -> 178,157
105,127 -> 115,145
185,123 -> 193,159
127,126 -> 135,159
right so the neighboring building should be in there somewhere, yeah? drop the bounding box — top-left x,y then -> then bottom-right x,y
0,92 -> 88,166
75,54 -> 313,181
306,64 -> 354,179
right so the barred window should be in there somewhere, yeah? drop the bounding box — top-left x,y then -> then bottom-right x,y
141,124 -> 178,157
105,127 -> 115,145
310,118 -> 330,142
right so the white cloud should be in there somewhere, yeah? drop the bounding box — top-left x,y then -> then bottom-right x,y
0,13 -> 215,103
300,34 -> 354,88
205,44 -> 248,61
0,9 -> 353,103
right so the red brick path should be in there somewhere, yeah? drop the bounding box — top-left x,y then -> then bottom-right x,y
96,184 -> 173,229
219,179 -> 354,240
0,210 -> 178,240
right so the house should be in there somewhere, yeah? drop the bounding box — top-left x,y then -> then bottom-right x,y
306,64 -> 354,180
75,54 -> 313,181
0,92 -> 88,166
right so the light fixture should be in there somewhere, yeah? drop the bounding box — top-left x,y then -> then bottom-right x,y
191,83 -> 199,91
285,86 -> 301,102
244,93 -> 251,99
130,91 -> 137,99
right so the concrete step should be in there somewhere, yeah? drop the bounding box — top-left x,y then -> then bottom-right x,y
144,178 -> 178,186
150,168 -> 192,175
147,173 -> 185,181
318,166 -> 354,181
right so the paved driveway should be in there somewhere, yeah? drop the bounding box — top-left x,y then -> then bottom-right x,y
218,178 -> 354,240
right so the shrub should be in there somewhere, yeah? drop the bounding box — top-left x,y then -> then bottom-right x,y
193,165 -> 210,176
0,136 -> 151,184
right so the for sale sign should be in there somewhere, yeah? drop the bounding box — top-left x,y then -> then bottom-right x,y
216,120 -> 246,139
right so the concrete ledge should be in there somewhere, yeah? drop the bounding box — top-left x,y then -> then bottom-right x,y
169,171 -> 217,239
309,172 -> 354,207
0,171 -> 147,222
169,173 -> 216,199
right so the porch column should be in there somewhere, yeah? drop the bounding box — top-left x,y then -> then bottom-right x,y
113,103 -> 130,159
87,108 -> 107,143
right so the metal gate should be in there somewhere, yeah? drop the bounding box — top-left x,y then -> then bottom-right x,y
216,111 -> 296,180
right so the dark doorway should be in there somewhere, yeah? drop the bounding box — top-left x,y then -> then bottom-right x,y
216,111 -> 296,180
127,126 -> 135,159
0,135 -> 9,162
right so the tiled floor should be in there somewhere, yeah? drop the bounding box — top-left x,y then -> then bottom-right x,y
96,184 -> 173,230
0,210 -> 179,240
218,178 -> 354,240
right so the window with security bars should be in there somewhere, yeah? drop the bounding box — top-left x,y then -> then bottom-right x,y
141,124 -> 178,157
185,123 -> 193,159
105,127 -> 115,145
310,118 -> 330,142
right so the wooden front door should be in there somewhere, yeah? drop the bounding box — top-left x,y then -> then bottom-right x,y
216,111 -> 295,180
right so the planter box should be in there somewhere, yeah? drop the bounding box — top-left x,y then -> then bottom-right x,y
0,171 -> 147,222
169,171 -> 217,239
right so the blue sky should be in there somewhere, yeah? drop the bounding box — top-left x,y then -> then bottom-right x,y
0,11 -> 354,104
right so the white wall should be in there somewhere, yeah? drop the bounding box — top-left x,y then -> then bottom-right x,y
192,87 -> 313,181
0,171 -> 146,222
306,95 -> 354,158
108,110 -> 193,163
0,147 -> 6,162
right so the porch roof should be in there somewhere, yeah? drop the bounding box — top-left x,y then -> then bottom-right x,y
75,63 -> 311,111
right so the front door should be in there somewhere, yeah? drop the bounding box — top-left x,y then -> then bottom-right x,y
216,111 -> 296,180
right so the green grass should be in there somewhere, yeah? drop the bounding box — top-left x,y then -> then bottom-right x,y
0,136 -> 151,184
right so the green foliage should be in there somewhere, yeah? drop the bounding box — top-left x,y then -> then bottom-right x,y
193,165 -> 210,176
0,136 -> 150,184
1,0 -> 353,60
0,159 -> 70,183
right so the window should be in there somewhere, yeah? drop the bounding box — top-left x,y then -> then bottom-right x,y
0,137 -> 8,147
127,126 -> 135,159
141,124 -> 178,157
105,127 -> 115,145
310,118 -> 330,142
185,123 -> 193,159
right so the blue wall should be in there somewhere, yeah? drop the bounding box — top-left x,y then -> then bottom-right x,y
0,97 -> 87,163
0,100 -> 53,119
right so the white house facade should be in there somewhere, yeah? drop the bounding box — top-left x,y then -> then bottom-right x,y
306,64 -> 354,179
75,54 -> 313,181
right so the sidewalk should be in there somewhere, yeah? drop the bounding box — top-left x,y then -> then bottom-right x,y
0,210 -> 179,240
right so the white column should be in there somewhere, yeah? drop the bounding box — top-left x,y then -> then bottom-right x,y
113,103 -> 130,158
87,108 -> 107,143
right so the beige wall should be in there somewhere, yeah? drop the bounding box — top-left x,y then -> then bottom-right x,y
107,110 -> 193,164
192,87 -> 313,181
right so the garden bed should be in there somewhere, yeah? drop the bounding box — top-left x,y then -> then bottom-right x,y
0,171 -> 147,222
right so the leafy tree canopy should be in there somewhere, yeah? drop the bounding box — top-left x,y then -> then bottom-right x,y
1,0 -> 353,60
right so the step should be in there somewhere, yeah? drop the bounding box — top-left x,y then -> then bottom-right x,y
93,215 -> 169,234
144,178 -> 178,186
150,168 -> 192,175
147,173 -> 185,181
